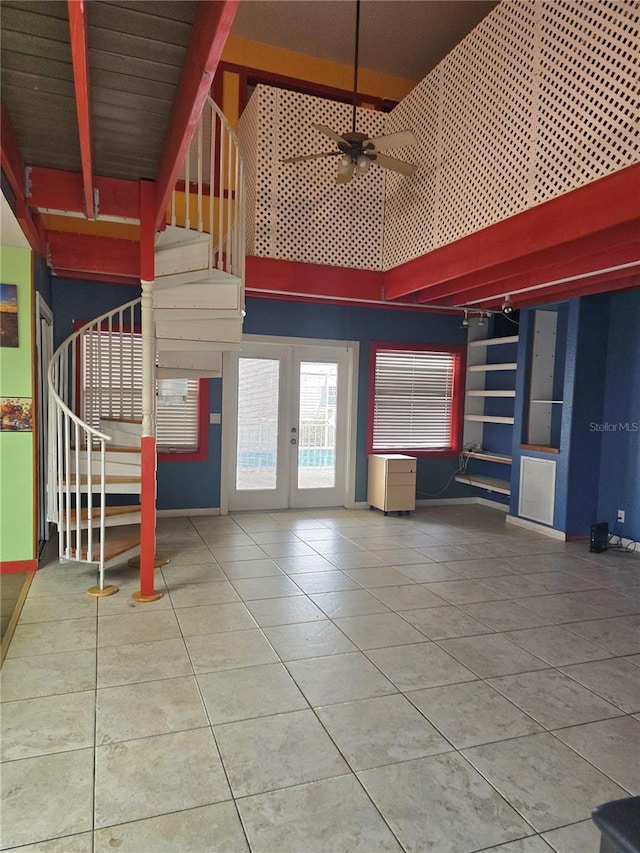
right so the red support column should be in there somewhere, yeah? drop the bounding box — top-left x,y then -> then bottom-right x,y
132,180 -> 165,603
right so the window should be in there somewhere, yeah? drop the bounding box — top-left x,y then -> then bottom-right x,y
368,343 -> 465,456
81,328 -> 207,459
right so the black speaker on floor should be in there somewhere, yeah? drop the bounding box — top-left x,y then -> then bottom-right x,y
590,521 -> 609,553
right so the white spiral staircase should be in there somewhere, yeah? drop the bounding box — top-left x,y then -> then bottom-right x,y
46,98 -> 245,596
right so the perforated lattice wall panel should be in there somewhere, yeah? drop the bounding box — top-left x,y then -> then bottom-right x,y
240,1 -> 639,274
533,0 -> 640,204
239,88 -> 259,255
240,85 -> 386,269
383,0 -> 639,269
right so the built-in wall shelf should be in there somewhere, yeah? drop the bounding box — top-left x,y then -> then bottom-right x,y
462,450 -> 512,465
520,443 -> 560,454
468,363 -> 517,372
469,336 -> 519,348
462,317 -> 519,503
467,390 -> 516,397
526,309 -> 565,447
464,414 -> 515,424
455,474 -> 511,495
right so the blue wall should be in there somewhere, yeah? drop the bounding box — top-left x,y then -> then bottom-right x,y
512,292 -> 639,541
597,290 -> 640,540
47,279 -> 640,527
243,296 -> 474,504
52,277 -> 140,349
50,283 -> 476,509
564,295 -> 609,536
157,379 -> 223,510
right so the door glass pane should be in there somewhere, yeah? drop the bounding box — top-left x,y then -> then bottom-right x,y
298,362 -> 337,490
236,357 -> 280,491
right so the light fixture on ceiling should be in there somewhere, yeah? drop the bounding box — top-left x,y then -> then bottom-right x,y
282,0 -> 417,183
355,154 -> 370,174
461,310 -> 470,327
338,154 -> 353,175
502,295 -> 514,313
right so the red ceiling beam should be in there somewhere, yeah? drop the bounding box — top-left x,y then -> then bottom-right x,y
1,102 -> 46,255
423,233 -> 640,308
414,221 -> 640,305
28,167 -> 140,219
153,0 -> 239,230
48,232 -> 139,279
53,269 -> 140,286
385,164 -> 640,302
67,0 -> 95,220
246,256 -> 385,302
512,272 -> 640,310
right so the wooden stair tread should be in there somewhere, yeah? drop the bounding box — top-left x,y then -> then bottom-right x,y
62,505 -> 142,523
63,475 -> 142,485
80,534 -> 141,563
70,445 -> 140,453
102,417 -> 142,424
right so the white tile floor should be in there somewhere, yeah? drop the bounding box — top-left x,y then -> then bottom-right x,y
1,505 -> 639,852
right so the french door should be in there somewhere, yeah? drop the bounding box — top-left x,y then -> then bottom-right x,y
224,340 -> 355,511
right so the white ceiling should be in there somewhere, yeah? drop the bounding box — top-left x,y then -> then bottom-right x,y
231,1 -> 499,82
0,193 -> 29,249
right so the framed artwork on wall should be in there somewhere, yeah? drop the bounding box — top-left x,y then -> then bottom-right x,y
0,284 -> 19,348
0,398 -> 33,432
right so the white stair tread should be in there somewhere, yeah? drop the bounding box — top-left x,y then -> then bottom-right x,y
155,225 -> 212,250
156,318 -> 242,342
157,350 -> 223,370
157,367 -> 223,379
154,308 -> 242,322
158,339 -> 241,352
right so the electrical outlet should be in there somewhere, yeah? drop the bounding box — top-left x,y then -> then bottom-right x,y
617,509 -> 625,524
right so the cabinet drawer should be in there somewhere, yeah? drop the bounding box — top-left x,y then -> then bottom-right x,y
385,485 -> 416,511
386,458 -> 416,474
387,471 -> 416,486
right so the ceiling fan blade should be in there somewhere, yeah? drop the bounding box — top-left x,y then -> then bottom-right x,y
313,124 -> 347,144
367,130 -> 417,152
373,153 -> 418,177
282,151 -> 338,163
336,162 -> 355,184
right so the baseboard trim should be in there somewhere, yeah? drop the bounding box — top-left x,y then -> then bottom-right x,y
506,514 -> 566,540
354,497 -> 510,512
0,569 -> 35,666
157,507 -> 221,518
0,559 -> 38,574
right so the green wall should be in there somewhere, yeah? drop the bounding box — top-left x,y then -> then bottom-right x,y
0,246 -> 34,563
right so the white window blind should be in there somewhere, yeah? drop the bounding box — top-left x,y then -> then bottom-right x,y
372,348 -> 456,451
82,330 -> 199,452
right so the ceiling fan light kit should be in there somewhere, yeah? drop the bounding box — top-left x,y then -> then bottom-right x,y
282,1 -> 418,184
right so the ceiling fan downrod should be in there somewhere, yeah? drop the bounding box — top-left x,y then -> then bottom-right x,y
351,0 -> 361,134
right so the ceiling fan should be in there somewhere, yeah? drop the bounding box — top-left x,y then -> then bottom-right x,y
282,1 -> 418,184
